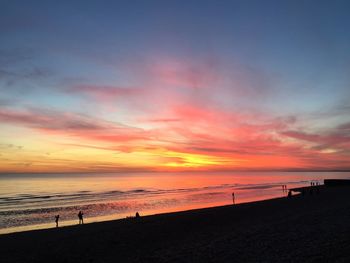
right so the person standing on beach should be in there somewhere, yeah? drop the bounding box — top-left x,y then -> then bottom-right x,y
232,192 -> 235,205
282,185 -> 287,192
55,215 -> 59,227
78,211 -> 84,225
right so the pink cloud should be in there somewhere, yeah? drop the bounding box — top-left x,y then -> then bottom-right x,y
0,107 -> 150,143
282,128 -> 350,146
147,58 -> 220,90
65,56 -> 276,114
68,85 -> 142,99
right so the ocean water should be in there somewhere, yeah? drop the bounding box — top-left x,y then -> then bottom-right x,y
0,171 -> 349,234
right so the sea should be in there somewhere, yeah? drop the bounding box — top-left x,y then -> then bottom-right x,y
0,171 -> 349,234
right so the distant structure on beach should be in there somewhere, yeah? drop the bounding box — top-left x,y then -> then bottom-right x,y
324,179 -> 350,186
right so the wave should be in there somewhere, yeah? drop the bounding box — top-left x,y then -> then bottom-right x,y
0,180 -> 308,211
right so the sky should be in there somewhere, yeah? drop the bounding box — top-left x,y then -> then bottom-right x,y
0,0 -> 350,173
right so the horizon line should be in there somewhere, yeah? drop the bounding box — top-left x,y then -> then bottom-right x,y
1,169 -> 350,175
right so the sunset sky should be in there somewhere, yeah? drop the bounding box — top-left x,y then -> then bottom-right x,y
1,0 -> 350,173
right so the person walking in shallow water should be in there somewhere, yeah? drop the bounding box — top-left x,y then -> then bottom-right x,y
78,211 -> 84,225
282,185 -> 287,193
55,215 -> 59,227
232,192 -> 235,205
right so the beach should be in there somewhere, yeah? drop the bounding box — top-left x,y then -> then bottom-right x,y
1,185 -> 350,262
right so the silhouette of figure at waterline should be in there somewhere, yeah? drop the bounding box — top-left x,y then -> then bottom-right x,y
282,185 -> 287,193
135,212 -> 140,218
55,215 -> 59,227
232,192 -> 235,205
78,211 -> 84,224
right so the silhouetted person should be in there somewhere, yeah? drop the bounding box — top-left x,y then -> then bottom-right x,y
55,215 -> 59,227
78,211 -> 84,224
288,190 -> 292,198
232,192 -> 235,205
135,212 -> 140,218
281,185 -> 287,193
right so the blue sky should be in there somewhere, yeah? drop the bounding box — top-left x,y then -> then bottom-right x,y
1,0 -> 350,172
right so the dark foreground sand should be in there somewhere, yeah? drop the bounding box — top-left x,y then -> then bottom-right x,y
1,186 -> 350,263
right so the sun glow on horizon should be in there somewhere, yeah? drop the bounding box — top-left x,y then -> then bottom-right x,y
161,151 -> 241,168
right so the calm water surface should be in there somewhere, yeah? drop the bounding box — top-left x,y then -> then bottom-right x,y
0,171 -> 349,234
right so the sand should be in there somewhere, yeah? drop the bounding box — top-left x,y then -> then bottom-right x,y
1,185 -> 350,262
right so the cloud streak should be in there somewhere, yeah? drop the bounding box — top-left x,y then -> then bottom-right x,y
0,107 -> 150,144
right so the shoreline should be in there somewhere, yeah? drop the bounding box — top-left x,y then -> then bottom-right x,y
0,194 -> 287,235
1,185 -> 350,262
0,188 -> 292,235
